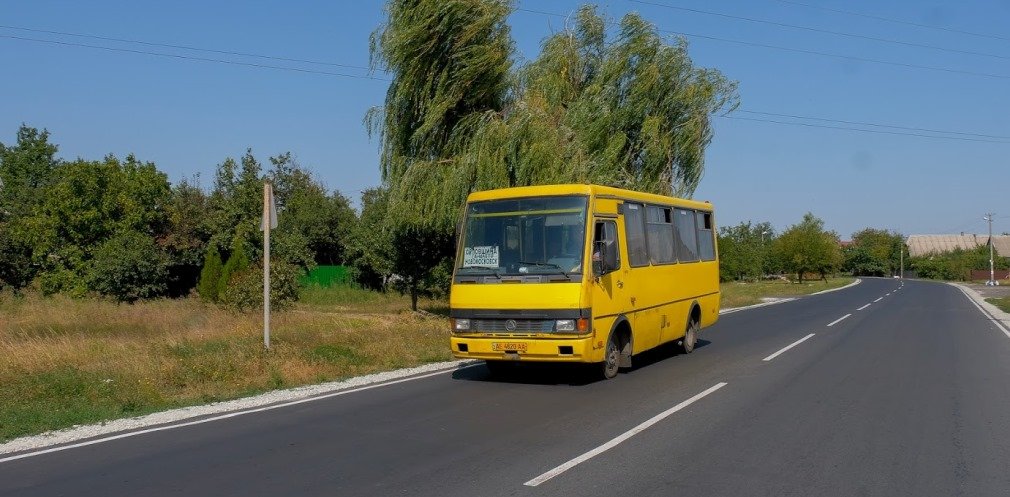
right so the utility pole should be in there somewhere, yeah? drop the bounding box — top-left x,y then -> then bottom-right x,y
984,213 -> 996,286
899,241 -> 904,279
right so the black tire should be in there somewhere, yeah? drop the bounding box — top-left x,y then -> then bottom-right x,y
601,334 -> 620,379
681,319 -> 699,354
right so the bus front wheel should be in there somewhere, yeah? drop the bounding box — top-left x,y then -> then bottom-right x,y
601,335 -> 620,379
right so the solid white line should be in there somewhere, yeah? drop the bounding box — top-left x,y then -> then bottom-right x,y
762,333 -> 816,362
719,298 -> 797,315
857,303 -> 871,311
523,382 -> 727,487
827,314 -> 852,327
873,297 -> 883,303
958,288 -> 1010,340
0,364 -> 480,464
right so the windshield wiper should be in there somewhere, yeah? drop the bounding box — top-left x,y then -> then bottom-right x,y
458,266 -> 502,279
518,261 -> 568,276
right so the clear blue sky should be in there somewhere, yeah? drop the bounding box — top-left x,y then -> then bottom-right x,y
2,0 -> 1008,238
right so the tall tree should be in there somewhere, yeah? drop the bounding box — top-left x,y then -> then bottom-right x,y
0,124 -> 59,219
773,213 -> 842,283
718,221 -> 774,281
369,3 -> 738,230
843,228 -> 904,277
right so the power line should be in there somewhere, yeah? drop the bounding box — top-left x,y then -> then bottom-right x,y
0,34 -> 390,81
629,0 -> 1010,61
773,0 -> 1010,43
737,110 -> 1010,140
515,7 -> 1010,82
719,115 -> 1010,144
0,24 -> 378,72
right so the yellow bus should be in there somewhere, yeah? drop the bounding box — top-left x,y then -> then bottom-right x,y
449,184 -> 720,379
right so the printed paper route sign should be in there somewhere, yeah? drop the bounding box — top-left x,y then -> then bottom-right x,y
463,246 -> 500,268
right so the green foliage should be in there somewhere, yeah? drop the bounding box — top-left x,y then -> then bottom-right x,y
910,246 -> 1008,281
347,187 -> 394,291
772,213 -> 842,283
198,245 -> 224,302
162,176 -> 211,296
219,260 -> 301,311
219,236 -> 251,298
0,124 -> 59,219
717,221 -> 775,281
389,223 -> 455,311
86,231 -> 170,302
369,2 -> 738,231
842,228 -> 904,277
269,153 -> 357,265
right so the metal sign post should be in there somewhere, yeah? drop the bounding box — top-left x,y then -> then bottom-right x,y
262,182 -> 277,349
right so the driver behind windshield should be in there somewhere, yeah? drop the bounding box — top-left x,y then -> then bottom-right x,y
547,225 -> 584,273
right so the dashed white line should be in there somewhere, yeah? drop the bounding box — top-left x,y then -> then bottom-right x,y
762,333 -> 816,362
827,314 -> 852,327
523,382 -> 728,487
857,303 -> 871,311
873,297 -> 883,303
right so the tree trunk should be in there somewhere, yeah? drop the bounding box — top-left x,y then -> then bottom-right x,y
410,283 -> 419,311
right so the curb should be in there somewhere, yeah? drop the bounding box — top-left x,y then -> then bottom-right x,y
720,278 -> 862,315
810,277 -> 862,296
1,360 -> 479,457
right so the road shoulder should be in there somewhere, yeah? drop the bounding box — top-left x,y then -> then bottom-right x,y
950,282 -> 1010,327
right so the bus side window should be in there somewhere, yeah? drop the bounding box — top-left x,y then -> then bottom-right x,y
594,220 -> 620,269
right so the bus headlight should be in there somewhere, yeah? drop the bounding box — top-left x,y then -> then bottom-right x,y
453,318 -> 471,331
555,319 -> 576,332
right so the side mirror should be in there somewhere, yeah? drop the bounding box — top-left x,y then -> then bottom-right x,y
593,240 -> 618,276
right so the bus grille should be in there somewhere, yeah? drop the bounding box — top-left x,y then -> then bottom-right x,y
470,319 -> 555,333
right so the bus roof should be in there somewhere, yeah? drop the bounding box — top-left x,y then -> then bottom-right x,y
465,184 -> 714,211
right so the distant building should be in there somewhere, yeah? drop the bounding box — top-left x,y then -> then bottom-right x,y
906,234 -> 1010,258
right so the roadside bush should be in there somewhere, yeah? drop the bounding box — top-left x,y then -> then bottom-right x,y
219,260 -> 301,311
197,245 -> 223,302
86,231 -> 169,302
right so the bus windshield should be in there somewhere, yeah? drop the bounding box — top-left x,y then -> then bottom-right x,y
456,196 -> 588,280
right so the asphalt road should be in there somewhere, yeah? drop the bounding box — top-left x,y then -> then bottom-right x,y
3,278 -> 1010,497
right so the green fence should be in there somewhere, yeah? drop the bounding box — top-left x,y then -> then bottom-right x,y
300,265 -> 352,287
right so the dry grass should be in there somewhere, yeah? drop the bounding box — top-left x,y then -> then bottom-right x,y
0,287 -> 451,442
720,277 -> 856,309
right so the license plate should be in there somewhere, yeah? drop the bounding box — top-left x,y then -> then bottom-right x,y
491,342 -> 527,352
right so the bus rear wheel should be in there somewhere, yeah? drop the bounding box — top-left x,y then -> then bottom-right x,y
680,319 -> 699,354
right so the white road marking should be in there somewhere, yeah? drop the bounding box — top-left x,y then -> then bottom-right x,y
762,333 -> 816,362
827,314 -> 852,327
720,298 -> 797,315
873,297 -> 883,303
0,364 -> 482,464
958,288 -> 1010,340
524,382 -> 728,487
857,303 -> 871,311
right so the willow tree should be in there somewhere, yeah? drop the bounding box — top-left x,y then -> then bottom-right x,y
368,2 -> 737,299
370,3 -> 737,231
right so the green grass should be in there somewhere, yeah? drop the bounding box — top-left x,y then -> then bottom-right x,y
987,297 -> 1010,314
720,277 -> 856,309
